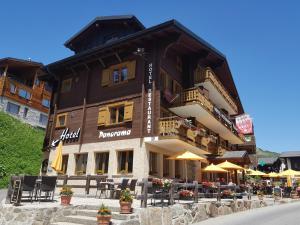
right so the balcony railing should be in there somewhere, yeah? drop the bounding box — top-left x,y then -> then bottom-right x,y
173,87 -> 244,142
195,67 -> 238,113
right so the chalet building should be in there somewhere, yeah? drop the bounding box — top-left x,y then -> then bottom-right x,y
0,58 -> 51,128
40,15 -> 255,180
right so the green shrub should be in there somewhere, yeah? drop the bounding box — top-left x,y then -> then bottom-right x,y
0,112 -> 44,188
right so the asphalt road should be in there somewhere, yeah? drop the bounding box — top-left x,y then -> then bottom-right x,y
196,201 -> 300,225
0,189 -> 7,202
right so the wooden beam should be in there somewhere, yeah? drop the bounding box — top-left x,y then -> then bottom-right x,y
98,58 -> 106,68
115,53 -> 122,63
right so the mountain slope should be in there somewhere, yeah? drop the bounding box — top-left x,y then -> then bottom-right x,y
256,147 -> 280,158
0,111 -> 44,188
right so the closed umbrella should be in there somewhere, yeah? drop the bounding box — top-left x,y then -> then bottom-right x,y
167,151 -> 207,183
51,141 -> 63,172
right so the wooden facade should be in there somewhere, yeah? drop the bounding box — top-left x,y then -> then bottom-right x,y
41,16 -> 255,179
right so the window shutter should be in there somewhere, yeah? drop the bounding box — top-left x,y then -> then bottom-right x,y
101,68 -> 111,86
124,101 -> 134,121
98,107 -> 109,126
127,61 -> 136,80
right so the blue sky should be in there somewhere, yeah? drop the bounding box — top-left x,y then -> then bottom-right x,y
1,1 -> 299,152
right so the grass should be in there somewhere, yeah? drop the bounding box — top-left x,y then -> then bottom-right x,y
0,111 -> 44,188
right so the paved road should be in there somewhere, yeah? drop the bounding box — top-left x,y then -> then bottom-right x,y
0,189 -> 7,202
196,201 -> 300,225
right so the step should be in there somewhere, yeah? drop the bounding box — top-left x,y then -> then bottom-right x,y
53,215 -> 140,225
76,209 -> 138,220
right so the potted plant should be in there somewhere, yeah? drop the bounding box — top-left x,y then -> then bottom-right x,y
162,179 -> 172,191
152,178 -> 163,189
257,191 -> 264,201
60,185 -> 74,206
178,190 -> 194,200
120,170 -> 128,176
96,170 -> 104,175
119,188 -> 133,214
97,204 -> 112,225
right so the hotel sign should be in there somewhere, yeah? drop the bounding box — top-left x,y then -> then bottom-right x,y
51,128 -> 81,147
99,129 -> 132,139
235,114 -> 253,134
146,62 -> 153,134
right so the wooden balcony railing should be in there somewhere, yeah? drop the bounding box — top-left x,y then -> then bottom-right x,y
194,67 -> 238,113
173,87 -> 244,143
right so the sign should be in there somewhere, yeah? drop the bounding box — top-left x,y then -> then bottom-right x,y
146,62 -> 153,134
99,129 -> 131,139
51,128 -> 81,147
235,114 -> 253,134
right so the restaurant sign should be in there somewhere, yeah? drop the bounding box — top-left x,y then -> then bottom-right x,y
146,62 -> 153,135
235,114 -> 253,134
51,128 -> 81,147
99,129 -> 132,139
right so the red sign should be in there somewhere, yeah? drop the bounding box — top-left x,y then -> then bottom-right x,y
235,114 -> 253,134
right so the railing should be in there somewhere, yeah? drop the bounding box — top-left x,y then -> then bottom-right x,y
194,67 -> 238,113
174,87 -> 244,142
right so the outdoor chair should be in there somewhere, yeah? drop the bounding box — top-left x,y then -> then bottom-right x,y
95,177 -> 107,198
115,179 -> 129,199
128,179 -> 138,196
37,176 -> 57,202
21,175 -> 38,202
106,178 -> 116,198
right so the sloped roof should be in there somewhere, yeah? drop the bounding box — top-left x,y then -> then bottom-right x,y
64,15 -> 145,48
0,57 -> 43,68
218,150 -> 248,159
280,151 -> 300,158
257,157 -> 279,165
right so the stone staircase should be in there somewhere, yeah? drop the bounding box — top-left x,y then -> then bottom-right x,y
51,205 -> 140,225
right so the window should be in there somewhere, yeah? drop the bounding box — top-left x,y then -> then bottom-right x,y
149,152 -> 158,175
61,155 -> 69,174
55,113 -> 67,128
42,99 -> 50,108
95,152 -> 109,174
113,69 -> 120,84
6,102 -> 20,115
101,61 -> 136,87
18,89 -> 31,100
121,67 -> 128,81
163,155 -> 170,177
110,105 -> 125,124
117,150 -> 133,173
23,107 -> 28,118
75,153 -> 88,175
61,78 -> 72,93
10,83 -> 16,94
39,114 -> 48,126
34,78 -> 40,87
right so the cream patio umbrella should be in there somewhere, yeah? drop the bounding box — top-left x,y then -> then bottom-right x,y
248,170 -> 266,176
51,141 -> 63,172
278,169 -> 300,177
167,151 -> 207,183
264,172 -> 279,178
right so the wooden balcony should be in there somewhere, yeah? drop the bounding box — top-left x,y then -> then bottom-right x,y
195,67 -> 238,114
0,76 -> 51,113
145,116 -> 210,155
169,87 -> 245,144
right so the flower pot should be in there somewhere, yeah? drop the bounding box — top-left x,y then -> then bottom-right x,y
97,215 -> 112,225
120,201 -> 132,214
179,196 -> 194,201
61,195 -> 72,206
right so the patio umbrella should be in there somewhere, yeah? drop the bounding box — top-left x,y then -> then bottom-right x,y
167,151 -> 207,183
264,172 -> 279,178
248,170 -> 266,176
217,161 -> 244,183
51,141 -> 63,172
278,169 -> 300,177
217,161 -> 244,170
203,163 -> 227,181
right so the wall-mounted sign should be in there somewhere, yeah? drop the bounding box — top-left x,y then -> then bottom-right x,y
235,114 -> 253,134
146,62 -> 153,134
99,129 -> 132,139
51,128 -> 81,147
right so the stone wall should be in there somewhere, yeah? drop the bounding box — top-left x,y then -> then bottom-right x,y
0,199 -> 270,225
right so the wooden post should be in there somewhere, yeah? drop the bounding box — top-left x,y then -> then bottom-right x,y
63,175 -> 68,186
86,175 -> 91,195
140,178 -> 148,208
217,184 -> 221,202
193,181 -> 198,203
169,182 -> 174,205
